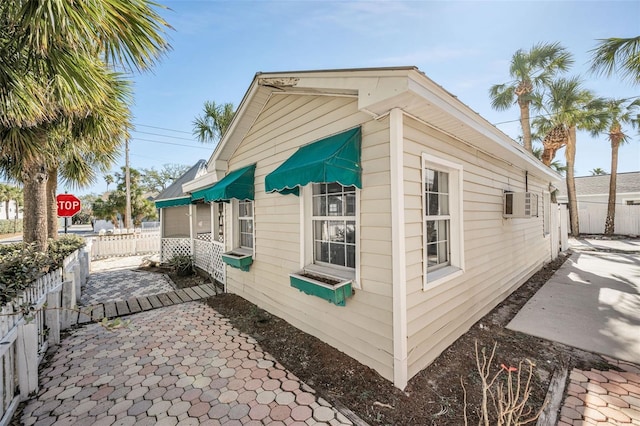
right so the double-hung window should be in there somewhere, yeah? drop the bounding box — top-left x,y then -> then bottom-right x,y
311,183 -> 356,269
423,154 -> 464,288
425,169 -> 451,270
237,200 -> 254,250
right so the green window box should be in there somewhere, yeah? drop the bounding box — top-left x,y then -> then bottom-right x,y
289,271 -> 353,307
222,252 -> 253,272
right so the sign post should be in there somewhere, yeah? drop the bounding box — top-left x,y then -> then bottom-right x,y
56,194 -> 82,234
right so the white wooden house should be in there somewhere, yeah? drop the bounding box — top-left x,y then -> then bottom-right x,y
166,67 -> 563,389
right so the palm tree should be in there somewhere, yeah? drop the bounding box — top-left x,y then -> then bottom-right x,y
590,36 -> 640,85
489,42 -> 573,153
532,147 -> 567,175
0,184 -> 10,220
589,168 -> 607,176
533,77 -> 601,236
193,101 -> 235,144
0,0 -> 170,251
587,98 -> 640,235
105,174 -> 115,192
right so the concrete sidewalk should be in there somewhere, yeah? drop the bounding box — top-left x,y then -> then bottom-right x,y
508,238 -> 640,425
507,249 -> 640,363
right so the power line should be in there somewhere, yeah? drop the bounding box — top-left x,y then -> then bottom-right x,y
130,137 -> 212,150
132,130 -> 199,142
492,94 -> 640,126
133,123 -> 193,135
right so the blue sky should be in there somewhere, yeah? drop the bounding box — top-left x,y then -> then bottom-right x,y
75,0 -> 640,196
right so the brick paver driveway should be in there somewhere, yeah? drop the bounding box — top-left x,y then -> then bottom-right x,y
21,301 -> 353,425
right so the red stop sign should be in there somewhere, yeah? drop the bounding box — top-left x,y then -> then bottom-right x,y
56,194 -> 82,217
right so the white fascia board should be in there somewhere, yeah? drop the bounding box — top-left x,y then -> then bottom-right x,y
405,72 -> 560,182
181,172 -> 218,194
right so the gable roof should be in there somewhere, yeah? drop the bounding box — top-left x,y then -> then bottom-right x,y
154,160 -> 207,201
198,66 -> 560,188
557,171 -> 640,197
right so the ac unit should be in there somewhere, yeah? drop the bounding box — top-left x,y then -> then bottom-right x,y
503,192 -> 538,218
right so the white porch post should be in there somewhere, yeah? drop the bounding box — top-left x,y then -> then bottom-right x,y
189,204 -> 195,255
390,107 -> 408,390
214,203 -> 218,242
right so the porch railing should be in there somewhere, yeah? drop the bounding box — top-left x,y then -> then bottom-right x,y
161,237 -> 225,285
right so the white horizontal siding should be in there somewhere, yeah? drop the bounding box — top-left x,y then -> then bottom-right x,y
224,94 -> 395,381
401,115 -> 552,379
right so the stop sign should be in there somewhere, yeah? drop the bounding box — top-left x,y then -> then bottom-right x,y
56,194 -> 82,217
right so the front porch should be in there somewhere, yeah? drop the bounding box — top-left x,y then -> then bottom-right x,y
159,201 -> 226,287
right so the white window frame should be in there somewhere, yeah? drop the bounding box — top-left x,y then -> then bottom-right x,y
422,153 -> 464,289
300,184 -> 360,288
230,199 -> 255,256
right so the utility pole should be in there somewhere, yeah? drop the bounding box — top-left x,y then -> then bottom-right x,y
125,138 -> 132,230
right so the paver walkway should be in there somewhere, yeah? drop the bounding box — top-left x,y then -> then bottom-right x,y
559,359 -> 640,425
19,257 -> 355,425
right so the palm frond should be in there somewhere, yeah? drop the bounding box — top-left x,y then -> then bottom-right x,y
589,36 -> 640,85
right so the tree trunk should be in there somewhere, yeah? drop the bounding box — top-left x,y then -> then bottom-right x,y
21,159 -> 49,251
519,100 -> 533,153
565,126 -> 579,237
5,201 -> 9,220
604,135 -> 621,236
47,167 -> 59,240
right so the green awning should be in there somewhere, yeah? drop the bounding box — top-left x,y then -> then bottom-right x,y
154,196 -> 192,209
190,164 -> 256,203
265,127 -> 362,195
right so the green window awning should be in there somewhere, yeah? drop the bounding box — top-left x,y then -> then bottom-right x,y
190,164 -> 256,203
265,127 -> 362,195
154,196 -> 192,209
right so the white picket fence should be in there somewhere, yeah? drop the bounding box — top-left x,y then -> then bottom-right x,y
578,204 -> 640,236
0,248 -> 89,426
90,230 -> 160,260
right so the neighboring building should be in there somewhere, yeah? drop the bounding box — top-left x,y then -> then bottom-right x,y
162,67 -> 563,389
0,199 -> 22,221
556,172 -> 640,235
155,159 -> 208,241
556,172 -> 640,206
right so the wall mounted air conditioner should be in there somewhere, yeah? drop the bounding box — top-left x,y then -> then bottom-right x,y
503,192 -> 538,218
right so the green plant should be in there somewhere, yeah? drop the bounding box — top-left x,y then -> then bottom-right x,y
168,254 -> 193,276
0,235 -> 86,305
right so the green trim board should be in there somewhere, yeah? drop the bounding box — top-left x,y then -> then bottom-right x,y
265,127 -> 362,195
191,164 -> 256,203
154,196 -> 192,209
289,272 -> 353,307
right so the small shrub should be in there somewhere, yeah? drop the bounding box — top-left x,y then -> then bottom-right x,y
0,219 -> 22,235
167,254 -> 193,276
462,340 -> 542,426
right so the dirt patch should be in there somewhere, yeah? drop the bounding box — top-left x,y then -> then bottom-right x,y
164,252 -> 615,425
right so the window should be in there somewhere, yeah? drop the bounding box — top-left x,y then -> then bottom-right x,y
312,183 -> 356,269
422,154 -> 464,288
237,200 -> 254,249
425,169 -> 450,270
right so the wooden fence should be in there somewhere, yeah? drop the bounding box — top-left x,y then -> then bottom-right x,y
90,230 -> 160,260
0,248 -> 89,426
578,204 -> 640,236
